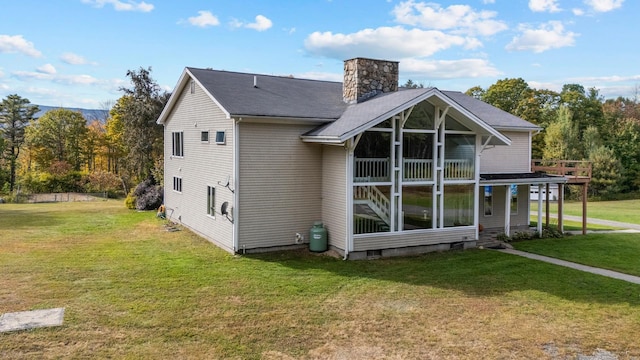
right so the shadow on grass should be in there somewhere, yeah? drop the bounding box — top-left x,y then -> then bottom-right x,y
0,209 -> 60,228
247,248 -> 640,306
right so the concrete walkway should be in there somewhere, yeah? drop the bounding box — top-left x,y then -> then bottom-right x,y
497,248 -> 640,285
544,213 -> 640,231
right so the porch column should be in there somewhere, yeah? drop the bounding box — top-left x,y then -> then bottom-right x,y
537,184 -> 543,237
545,183 -> 550,227
504,185 -> 511,236
582,183 -> 588,235
558,184 -> 564,232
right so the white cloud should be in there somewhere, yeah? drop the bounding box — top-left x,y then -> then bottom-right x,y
13,69 -> 98,85
529,0 -> 561,13
61,52 -> 89,65
572,8 -> 586,15
0,35 -> 42,57
37,64 -> 57,75
187,10 -> 220,28
305,26 -> 477,60
401,58 -> 502,79
584,0 -> 624,12
392,1 -> 508,36
483,0 -> 496,3
506,21 -> 577,53
231,15 -> 273,31
246,15 -> 272,31
81,0 -> 154,12
295,71 -> 343,82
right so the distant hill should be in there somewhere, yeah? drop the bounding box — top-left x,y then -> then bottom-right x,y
34,105 -> 109,122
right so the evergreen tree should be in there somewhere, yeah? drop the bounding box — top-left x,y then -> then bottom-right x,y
0,94 -> 39,191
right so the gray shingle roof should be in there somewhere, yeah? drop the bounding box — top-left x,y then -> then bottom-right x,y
159,67 -> 538,143
441,90 -> 540,130
303,88 -> 433,140
187,67 -> 347,120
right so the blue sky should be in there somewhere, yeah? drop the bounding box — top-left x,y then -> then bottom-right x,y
1,0 -> 637,109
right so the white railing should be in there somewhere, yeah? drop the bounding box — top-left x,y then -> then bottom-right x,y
354,185 -> 390,224
403,159 -> 433,182
444,159 -> 473,179
354,157 -> 390,182
354,158 -> 473,182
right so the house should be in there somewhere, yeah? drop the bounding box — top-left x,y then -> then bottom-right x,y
157,57 -> 567,259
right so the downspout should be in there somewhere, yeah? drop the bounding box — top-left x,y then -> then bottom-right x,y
233,117 -> 242,253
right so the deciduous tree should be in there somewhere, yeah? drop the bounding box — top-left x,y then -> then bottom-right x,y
26,108 -> 88,171
116,67 -> 170,183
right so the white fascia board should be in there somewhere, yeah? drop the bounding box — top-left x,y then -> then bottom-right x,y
433,91 -> 511,146
156,68 -> 232,125
337,88 -> 438,142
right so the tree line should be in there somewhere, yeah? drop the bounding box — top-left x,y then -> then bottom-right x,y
1,73 -> 638,201
0,67 -> 169,200
465,79 -> 640,199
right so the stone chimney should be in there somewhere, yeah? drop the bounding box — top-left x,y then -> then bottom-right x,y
343,57 -> 399,103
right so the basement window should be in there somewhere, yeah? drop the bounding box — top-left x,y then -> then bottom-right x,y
215,131 -> 226,145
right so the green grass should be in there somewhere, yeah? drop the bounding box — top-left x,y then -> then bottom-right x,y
2,201 -> 640,359
513,233 -> 640,277
531,199 -> 640,225
530,219 -> 619,231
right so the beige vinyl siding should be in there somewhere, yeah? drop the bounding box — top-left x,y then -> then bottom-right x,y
163,78 -> 235,252
480,131 -> 531,173
479,185 -> 530,230
238,122 -> 322,250
321,145 -> 348,251
353,227 -> 475,252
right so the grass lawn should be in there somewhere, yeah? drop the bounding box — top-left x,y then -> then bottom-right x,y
513,234 -> 640,277
2,201 -> 640,359
531,199 -> 640,225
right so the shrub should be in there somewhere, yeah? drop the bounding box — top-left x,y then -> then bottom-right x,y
124,189 -> 137,209
127,178 -> 163,210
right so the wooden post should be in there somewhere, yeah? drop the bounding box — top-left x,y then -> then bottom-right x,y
558,184 -> 564,232
582,183 -> 588,235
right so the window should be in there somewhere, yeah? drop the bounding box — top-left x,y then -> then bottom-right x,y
172,131 -> 184,157
402,185 -> 433,230
173,176 -> 182,193
207,186 -> 215,217
484,186 -> 493,216
443,184 -> 474,227
201,131 -> 209,142
510,184 -> 518,215
215,131 -> 226,144
190,80 -> 195,94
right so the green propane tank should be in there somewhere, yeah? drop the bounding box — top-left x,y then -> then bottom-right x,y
309,221 -> 328,252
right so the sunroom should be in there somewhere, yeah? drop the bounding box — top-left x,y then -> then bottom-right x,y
303,88 -> 511,255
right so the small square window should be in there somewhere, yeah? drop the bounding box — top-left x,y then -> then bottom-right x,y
201,131 -> 209,142
215,131 -> 226,144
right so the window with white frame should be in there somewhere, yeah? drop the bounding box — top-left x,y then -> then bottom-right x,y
484,186 -> 493,216
207,186 -> 215,217
173,176 -> 182,193
201,131 -> 209,142
510,184 -> 518,215
172,131 -> 184,157
215,131 -> 226,145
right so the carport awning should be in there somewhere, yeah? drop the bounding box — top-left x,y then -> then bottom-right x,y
480,172 -> 568,186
